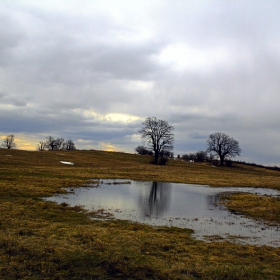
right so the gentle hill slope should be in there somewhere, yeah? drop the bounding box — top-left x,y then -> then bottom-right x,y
1,148 -> 279,192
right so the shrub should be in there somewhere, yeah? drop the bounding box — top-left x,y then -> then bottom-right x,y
159,157 -> 168,165
225,160 -> 233,167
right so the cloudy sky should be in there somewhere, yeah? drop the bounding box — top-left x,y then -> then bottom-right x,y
1,0 -> 280,166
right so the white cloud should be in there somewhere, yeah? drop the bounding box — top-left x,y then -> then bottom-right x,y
155,43 -> 236,72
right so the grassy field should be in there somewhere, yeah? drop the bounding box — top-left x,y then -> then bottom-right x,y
0,148 -> 280,279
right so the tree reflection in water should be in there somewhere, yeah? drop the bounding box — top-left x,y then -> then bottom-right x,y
140,182 -> 172,219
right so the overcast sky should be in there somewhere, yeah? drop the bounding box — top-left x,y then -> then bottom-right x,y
1,0 -> 280,166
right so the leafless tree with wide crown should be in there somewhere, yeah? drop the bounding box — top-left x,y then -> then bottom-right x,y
139,117 -> 174,164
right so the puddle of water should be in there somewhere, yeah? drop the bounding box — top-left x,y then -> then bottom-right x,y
45,179 -> 280,247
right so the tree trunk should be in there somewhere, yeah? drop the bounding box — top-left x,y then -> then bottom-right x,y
220,155 -> 225,166
154,151 -> 159,164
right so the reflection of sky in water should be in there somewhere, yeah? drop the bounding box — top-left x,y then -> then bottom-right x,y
45,179 -> 280,247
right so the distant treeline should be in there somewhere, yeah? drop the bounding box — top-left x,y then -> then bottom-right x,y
38,136 -> 76,151
135,145 -> 280,171
234,160 -> 280,172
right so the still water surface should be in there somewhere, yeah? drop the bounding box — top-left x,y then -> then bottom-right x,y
45,179 -> 280,247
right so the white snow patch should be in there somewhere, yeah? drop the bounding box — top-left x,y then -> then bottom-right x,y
60,161 -> 74,165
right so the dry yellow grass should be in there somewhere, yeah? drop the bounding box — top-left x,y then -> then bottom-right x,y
221,193 -> 280,225
0,148 -> 280,279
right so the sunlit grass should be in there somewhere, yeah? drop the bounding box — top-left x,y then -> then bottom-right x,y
0,148 -> 280,279
221,193 -> 280,225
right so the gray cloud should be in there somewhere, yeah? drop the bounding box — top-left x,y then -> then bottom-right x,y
0,0 -> 280,165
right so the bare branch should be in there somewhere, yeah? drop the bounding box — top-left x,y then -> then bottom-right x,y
139,117 -> 174,164
206,132 -> 241,165
2,134 -> 16,149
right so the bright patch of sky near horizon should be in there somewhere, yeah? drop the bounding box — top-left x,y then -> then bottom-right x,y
0,0 -> 280,166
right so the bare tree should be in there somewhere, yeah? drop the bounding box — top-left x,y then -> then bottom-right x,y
62,140 -> 76,150
55,138 -> 65,150
2,134 -> 16,149
38,141 -> 47,151
139,117 -> 174,164
45,136 -> 65,150
196,151 -> 207,162
182,153 -> 196,161
206,132 -> 241,165
46,136 -> 57,150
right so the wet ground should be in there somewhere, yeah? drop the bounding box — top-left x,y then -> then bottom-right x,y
45,179 -> 280,247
